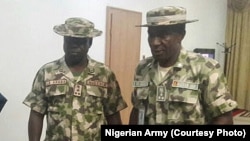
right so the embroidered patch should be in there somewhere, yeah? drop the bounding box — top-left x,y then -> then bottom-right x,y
156,86 -> 167,102
74,84 -> 82,97
46,79 -> 67,86
172,80 -> 199,90
133,81 -> 149,87
86,80 -> 108,87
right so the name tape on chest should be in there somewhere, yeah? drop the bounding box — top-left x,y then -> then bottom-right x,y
46,79 -> 67,86
172,80 -> 199,90
86,80 -> 108,88
133,81 -> 149,87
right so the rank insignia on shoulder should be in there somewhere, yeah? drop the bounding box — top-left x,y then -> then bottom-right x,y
133,81 -> 149,87
88,68 -> 95,74
172,80 -> 199,90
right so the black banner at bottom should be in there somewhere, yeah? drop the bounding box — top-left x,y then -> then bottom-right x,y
101,125 -> 250,140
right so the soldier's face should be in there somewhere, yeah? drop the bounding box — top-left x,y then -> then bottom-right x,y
148,26 -> 184,64
63,37 -> 91,66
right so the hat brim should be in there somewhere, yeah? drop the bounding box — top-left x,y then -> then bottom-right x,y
53,24 -> 102,38
137,19 -> 198,27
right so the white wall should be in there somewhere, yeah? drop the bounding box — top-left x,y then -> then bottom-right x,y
0,0 -> 227,140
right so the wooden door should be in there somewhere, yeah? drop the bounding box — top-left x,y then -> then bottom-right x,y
105,7 -> 142,124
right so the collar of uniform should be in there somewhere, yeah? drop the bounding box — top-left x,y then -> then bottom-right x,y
86,55 -> 96,75
172,48 -> 187,70
57,55 -> 96,75
150,50 -> 185,71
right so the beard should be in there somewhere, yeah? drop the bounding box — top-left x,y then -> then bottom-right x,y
65,54 -> 84,66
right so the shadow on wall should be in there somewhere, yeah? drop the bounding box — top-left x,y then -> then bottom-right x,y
0,92 -> 7,113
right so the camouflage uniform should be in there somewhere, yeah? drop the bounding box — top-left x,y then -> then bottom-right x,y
132,49 -> 237,124
23,56 -> 127,141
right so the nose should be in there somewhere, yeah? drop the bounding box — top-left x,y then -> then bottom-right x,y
150,37 -> 162,46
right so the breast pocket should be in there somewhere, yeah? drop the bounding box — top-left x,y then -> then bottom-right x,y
167,88 -> 204,124
84,85 -> 107,114
46,84 -> 68,105
81,85 -> 107,129
168,89 -> 199,113
132,86 -> 150,108
45,84 -> 68,124
135,87 -> 149,100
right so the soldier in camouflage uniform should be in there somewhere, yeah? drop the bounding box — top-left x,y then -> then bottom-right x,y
23,17 -> 127,141
129,6 -> 237,125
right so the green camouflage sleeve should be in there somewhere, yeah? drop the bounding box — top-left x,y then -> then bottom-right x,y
103,71 -> 127,116
23,68 -> 47,114
201,61 -> 237,120
131,58 -> 152,109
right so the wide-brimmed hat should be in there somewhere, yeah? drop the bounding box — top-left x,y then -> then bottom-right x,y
139,6 -> 198,27
53,17 -> 102,38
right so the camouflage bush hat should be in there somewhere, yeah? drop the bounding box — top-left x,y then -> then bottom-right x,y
53,17 -> 102,38
139,6 -> 198,27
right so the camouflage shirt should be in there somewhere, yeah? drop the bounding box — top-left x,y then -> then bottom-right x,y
132,49 -> 237,124
23,56 -> 127,141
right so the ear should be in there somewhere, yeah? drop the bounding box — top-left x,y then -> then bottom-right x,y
87,38 -> 93,47
177,31 -> 185,43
